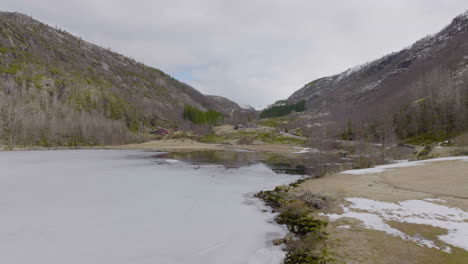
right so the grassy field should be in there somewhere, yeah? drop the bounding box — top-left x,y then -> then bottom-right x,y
169,129 -> 307,145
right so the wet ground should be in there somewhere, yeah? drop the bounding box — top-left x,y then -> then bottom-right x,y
155,149 -> 346,176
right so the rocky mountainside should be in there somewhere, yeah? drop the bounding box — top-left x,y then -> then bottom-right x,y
206,95 -> 257,123
206,95 -> 243,112
288,11 -> 468,138
0,11 -> 243,146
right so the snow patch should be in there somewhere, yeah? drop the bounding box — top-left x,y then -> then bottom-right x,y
241,105 -> 255,110
336,64 -> 367,82
424,198 -> 447,203
292,147 -> 319,154
321,198 -> 468,252
341,156 -> 468,175
337,225 -> 351,229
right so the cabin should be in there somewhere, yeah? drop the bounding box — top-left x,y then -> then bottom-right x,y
150,128 -> 169,135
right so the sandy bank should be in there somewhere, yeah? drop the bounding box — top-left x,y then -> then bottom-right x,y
293,157 -> 468,264
105,139 -> 303,156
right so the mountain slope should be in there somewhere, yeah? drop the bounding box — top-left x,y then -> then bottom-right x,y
0,12 -> 239,146
206,95 -> 257,123
288,11 -> 468,139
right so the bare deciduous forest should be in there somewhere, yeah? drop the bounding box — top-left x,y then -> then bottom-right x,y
0,12 -> 254,146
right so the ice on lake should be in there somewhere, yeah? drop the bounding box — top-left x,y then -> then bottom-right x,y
0,150 -> 300,264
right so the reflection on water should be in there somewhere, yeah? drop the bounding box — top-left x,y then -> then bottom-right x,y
155,150 -> 264,168
268,164 -> 309,175
155,150 -> 341,176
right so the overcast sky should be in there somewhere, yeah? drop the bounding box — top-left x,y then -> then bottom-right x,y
4,1 -> 468,107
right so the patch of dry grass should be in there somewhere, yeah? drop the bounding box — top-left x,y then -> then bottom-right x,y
454,132 -> 468,146
326,227 -> 468,264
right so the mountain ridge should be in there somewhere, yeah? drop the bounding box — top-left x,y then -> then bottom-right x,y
0,11 -> 245,146
285,10 -> 468,139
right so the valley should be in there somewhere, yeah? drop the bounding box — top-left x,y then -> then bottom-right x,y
0,6 -> 467,264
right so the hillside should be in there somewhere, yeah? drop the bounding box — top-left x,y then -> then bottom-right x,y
0,12 -> 242,146
206,95 -> 257,124
287,11 -> 468,142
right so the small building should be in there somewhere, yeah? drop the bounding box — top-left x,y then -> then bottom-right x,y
150,128 -> 169,135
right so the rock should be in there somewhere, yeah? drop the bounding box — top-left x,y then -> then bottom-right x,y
283,234 -> 294,244
272,238 -> 284,246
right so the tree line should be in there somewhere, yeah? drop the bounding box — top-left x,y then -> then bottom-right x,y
260,100 -> 305,118
393,71 -> 468,144
183,105 -> 224,125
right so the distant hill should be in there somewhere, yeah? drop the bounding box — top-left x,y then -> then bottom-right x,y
287,11 -> 468,142
206,95 -> 257,124
0,11 -> 243,146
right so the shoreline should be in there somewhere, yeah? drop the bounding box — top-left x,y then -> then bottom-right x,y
106,139 -> 305,157
287,156 -> 468,263
0,149 -> 297,264
3,143 -> 468,262
1,139 -> 307,160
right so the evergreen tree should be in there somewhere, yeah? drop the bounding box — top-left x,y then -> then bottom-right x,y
183,105 -> 224,125
260,100 -> 305,118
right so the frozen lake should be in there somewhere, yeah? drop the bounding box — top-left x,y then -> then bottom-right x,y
0,150 -> 300,264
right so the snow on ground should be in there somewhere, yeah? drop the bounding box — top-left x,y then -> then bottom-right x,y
424,198 -> 447,203
292,147 -> 319,154
341,156 -> 468,175
337,225 -> 351,229
241,105 -> 255,110
0,150 -> 300,264
321,198 -> 468,252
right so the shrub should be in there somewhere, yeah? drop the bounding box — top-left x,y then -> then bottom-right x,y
0,63 -> 22,74
255,185 -> 290,208
277,211 -> 327,236
352,156 -> 376,169
284,250 -> 328,264
289,178 -> 306,188
416,145 -> 438,160
259,117 -> 288,127
237,137 -> 254,145
295,192 -> 331,210
198,133 -> 226,143
0,47 -> 17,53
403,131 -> 453,145
340,119 -> 354,141
281,200 -> 309,215
255,181 -> 330,264
255,132 -> 306,145
168,131 -> 196,141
